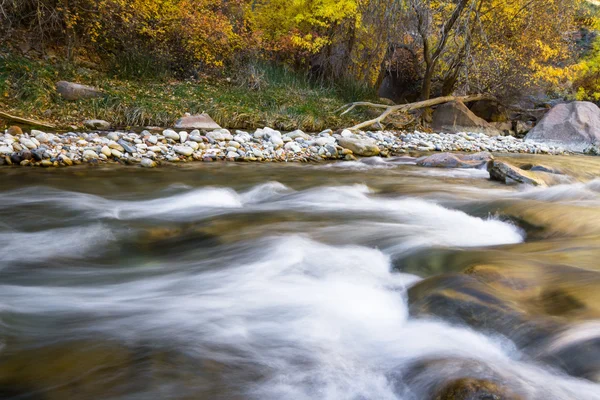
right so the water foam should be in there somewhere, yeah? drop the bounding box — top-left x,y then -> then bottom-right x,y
1,236 -> 598,399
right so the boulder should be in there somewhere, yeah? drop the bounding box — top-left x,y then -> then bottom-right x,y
416,152 -> 493,169
399,358 -> 526,400
84,119 -> 111,130
174,113 -> 221,130
432,101 -> 501,136
469,100 -> 508,122
337,137 -> 380,157
487,160 -> 546,186
525,101 -> 600,153
56,81 -> 103,101
408,262 -> 600,380
435,378 -> 521,400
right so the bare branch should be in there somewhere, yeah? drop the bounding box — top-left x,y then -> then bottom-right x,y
342,94 -> 494,131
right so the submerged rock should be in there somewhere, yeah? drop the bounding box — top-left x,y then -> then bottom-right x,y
417,152 -> 492,169
488,160 -> 546,186
435,378 -> 521,400
408,262 -> 600,381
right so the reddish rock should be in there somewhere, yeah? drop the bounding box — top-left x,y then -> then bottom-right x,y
174,113 -> 221,130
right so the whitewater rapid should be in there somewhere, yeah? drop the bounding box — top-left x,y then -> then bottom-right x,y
1,174 -> 599,399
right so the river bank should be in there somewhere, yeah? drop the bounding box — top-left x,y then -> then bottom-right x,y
0,126 -> 570,168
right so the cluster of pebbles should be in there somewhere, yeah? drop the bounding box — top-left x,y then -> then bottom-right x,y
0,126 -> 567,168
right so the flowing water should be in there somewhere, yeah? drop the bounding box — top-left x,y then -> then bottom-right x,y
1,154 -> 600,399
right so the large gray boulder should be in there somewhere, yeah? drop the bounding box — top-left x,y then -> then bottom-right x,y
432,101 -> 501,136
56,81 -> 103,101
525,101 -> 600,153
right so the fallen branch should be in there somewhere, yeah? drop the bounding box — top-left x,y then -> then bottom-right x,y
340,94 -> 494,130
0,111 -> 56,129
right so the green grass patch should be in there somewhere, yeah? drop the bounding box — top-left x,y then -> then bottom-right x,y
1,53 -> 378,132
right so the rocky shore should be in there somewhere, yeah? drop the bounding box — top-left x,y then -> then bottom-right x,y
0,126 -> 568,168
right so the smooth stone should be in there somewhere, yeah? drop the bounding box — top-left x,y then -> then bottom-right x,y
56,81 -> 103,101
33,132 -> 50,143
285,129 -> 309,140
315,137 -> 335,146
174,113 -> 220,130
141,158 -> 157,168
337,137 -> 380,157
147,135 -> 158,144
186,141 -> 199,150
226,151 -> 239,159
84,119 -> 111,130
20,150 -> 32,160
252,149 -> 264,158
60,155 -> 73,166
111,149 -> 123,158
7,126 -> 23,136
108,141 -> 124,151
206,129 -> 233,141
163,129 -> 180,141
31,150 -> 44,161
271,136 -> 284,147
107,132 -> 120,141
19,138 -> 37,149
82,150 -> 99,160
0,146 -> 12,155
179,131 -> 188,143
101,146 -> 112,157
174,146 -> 193,156
117,139 -> 136,154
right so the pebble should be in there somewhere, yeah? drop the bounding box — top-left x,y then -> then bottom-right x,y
20,138 -> 37,149
163,129 -> 180,141
118,139 -> 136,154
174,146 -> 193,156
141,158 -> 157,168
83,150 -> 99,160
111,149 -> 123,158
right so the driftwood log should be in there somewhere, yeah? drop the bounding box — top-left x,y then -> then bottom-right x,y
338,94 -> 496,130
0,111 -> 56,129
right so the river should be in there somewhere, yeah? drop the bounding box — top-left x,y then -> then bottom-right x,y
1,154 -> 600,399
